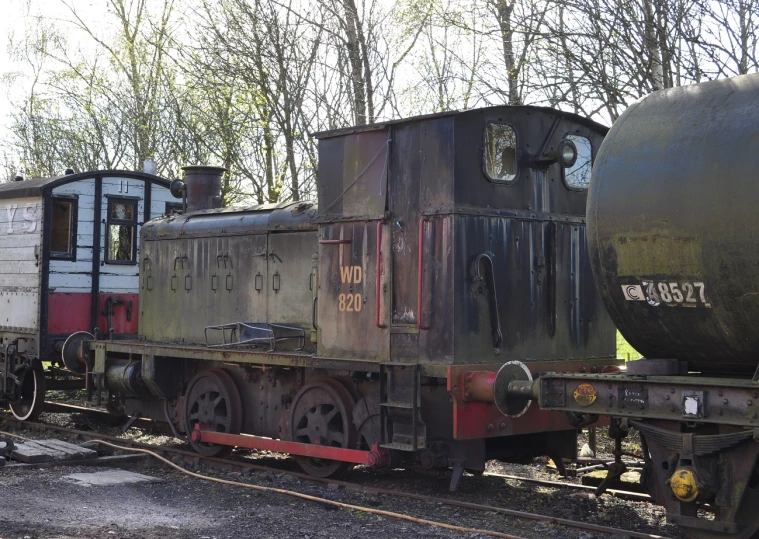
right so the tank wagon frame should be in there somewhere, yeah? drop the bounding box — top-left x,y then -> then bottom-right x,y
80,106 -> 620,488
499,74 -> 759,539
0,170 -> 174,420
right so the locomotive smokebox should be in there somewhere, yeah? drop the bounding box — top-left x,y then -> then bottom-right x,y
182,165 -> 225,211
588,73 -> 759,374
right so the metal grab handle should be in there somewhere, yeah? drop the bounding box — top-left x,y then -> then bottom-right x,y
473,253 -> 503,352
418,218 -> 430,330
376,220 -> 387,328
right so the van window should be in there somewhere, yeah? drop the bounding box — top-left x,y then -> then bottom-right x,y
51,198 -> 76,259
563,134 -> 592,189
484,123 -> 518,182
106,198 -> 137,264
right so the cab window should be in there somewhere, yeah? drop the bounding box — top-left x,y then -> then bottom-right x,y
563,134 -> 592,189
484,123 -> 518,182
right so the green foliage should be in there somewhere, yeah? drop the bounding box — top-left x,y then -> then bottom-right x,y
617,331 -> 642,362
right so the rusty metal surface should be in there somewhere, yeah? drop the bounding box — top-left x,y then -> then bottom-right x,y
588,73 -> 759,374
446,361 -> 618,440
192,426 -> 386,466
140,205 -> 317,343
311,105 -> 614,366
90,339 -> 382,372
183,165 -> 224,212
316,130 -> 389,219
142,200 -> 317,240
636,419 -> 759,537
317,221 -> 388,360
533,372 -> 759,428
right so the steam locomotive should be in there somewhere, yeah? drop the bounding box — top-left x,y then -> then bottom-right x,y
5,73 -> 758,539
41,106 -> 617,489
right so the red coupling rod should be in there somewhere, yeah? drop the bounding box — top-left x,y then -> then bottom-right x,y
192,425 -> 390,468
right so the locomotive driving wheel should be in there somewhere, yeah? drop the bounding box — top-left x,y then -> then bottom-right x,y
9,362 -> 45,421
290,378 -> 358,478
184,369 -> 242,458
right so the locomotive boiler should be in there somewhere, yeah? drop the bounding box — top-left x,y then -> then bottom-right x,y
500,74 -> 759,539
76,106 -> 619,488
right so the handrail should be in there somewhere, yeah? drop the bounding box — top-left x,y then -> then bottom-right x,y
473,253 -> 503,353
376,220 -> 387,328
418,218 -> 430,330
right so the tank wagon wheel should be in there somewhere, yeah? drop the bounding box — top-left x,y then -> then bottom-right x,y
184,369 -> 242,458
678,464 -> 759,539
9,362 -> 45,421
290,378 -> 358,478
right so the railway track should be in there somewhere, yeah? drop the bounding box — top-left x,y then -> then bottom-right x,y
38,401 -> 652,502
0,409 -> 670,539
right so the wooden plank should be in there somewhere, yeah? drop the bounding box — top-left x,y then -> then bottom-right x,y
102,177 -> 146,197
0,273 -> 40,288
3,453 -> 147,471
52,179 -> 95,196
0,260 -> 39,274
51,259 -> 94,274
49,272 -> 91,289
100,274 -> 139,291
0,198 -> 43,228
0,233 -> 42,249
11,440 -> 97,463
0,290 -> 39,329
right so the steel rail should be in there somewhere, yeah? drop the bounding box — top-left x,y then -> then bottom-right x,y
39,402 -> 654,502
1,412 -> 669,539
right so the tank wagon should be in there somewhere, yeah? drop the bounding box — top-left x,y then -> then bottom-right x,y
0,169 -> 174,420
77,106 -> 619,488
498,74 -> 759,538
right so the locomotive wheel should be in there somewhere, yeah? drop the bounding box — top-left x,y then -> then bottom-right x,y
290,378 -> 358,478
352,394 -> 381,449
9,363 -> 45,421
184,369 -> 242,458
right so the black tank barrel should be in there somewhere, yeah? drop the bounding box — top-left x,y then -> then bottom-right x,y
588,73 -> 759,374
183,165 -> 226,212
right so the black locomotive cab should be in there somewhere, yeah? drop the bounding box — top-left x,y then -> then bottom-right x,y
314,106 -> 614,368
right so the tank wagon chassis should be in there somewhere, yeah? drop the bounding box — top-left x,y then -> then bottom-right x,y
501,360 -> 759,539
515,74 -> 759,539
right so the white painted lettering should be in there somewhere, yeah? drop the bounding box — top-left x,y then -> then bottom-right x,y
6,205 -> 17,233
22,204 -> 37,233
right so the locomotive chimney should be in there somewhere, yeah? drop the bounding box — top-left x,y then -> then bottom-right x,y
182,165 -> 226,212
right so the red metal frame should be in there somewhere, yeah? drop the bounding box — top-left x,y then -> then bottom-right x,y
446,361 -> 620,440
376,220 -> 387,328
192,425 -> 390,468
417,217 -> 430,330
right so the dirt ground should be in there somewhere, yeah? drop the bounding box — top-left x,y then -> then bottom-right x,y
0,456 -> 678,539
0,416 -> 676,539
1,463 -> 476,539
